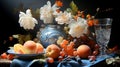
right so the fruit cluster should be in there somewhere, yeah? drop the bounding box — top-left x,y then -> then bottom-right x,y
13,40 -> 44,54
45,36 -> 100,62
1,35 -> 99,63
0,52 -> 14,60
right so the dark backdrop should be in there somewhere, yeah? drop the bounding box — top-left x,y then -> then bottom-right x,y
0,0 -> 120,48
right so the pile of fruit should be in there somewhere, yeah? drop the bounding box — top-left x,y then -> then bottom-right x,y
0,40 -> 44,60
0,52 -> 14,60
0,35 -> 100,63
45,37 -> 100,62
13,40 -> 44,54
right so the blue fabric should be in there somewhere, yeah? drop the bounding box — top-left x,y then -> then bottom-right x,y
57,57 -> 83,67
10,54 -> 114,67
10,59 -> 44,67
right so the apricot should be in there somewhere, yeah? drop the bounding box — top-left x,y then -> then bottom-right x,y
46,44 -> 60,59
77,45 -> 91,58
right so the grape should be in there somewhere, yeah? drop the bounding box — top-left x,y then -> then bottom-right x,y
88,56 -> 96,61
69,42 -> 75,47
95,44 -> 100,49
73,50 -> 77,56
60,39 -> 68,48
92,50 -> 99,56
60,51 -> 66,57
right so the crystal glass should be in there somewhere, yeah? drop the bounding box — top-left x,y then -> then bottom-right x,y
94,18 -> 113,55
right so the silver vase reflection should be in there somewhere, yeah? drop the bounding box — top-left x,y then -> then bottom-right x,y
94,18 -> 113,55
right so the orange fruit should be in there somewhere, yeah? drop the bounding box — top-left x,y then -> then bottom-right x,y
35,43 -> 44,54
77,45 -> 91,58
46,44 -> 60,59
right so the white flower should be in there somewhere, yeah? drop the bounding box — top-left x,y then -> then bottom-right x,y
18,9 -> 38,30
40,1 -> 59,24
68,17 -> 88,38
55,11 -> 72,25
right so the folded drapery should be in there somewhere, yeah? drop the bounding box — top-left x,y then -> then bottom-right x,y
57,56 -> 83,67
10,59 -> 44,67
10,54 -> 114,67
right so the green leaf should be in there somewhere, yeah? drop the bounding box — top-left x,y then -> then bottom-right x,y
69,1 -> 78,15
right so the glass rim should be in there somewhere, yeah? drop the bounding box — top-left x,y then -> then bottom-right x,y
93,18 -> 113,25
94,18 -> 113,21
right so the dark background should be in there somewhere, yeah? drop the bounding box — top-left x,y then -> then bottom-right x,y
0,0 -> 120,48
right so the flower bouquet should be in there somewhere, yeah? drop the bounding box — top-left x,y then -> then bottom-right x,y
17,0 -> 99,61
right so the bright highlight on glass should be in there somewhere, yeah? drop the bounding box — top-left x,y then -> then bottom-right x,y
94,18 -> 113,55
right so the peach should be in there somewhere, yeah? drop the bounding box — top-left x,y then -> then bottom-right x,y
77,44 -> 91,58
23,40 -> 37,54
14,44 -> 26,54
35,43 -> 44,54
45,44 -> 60,59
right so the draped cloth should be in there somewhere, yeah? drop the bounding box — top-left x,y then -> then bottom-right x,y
10,54 -> 114,67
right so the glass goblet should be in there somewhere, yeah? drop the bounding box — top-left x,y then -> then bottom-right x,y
94,18 -> 113,56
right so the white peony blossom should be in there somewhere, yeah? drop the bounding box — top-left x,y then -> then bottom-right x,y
18,9 -> 38,30
55,11 -> 72,25
68,17 -> 88,38
40,1 -> 59,24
